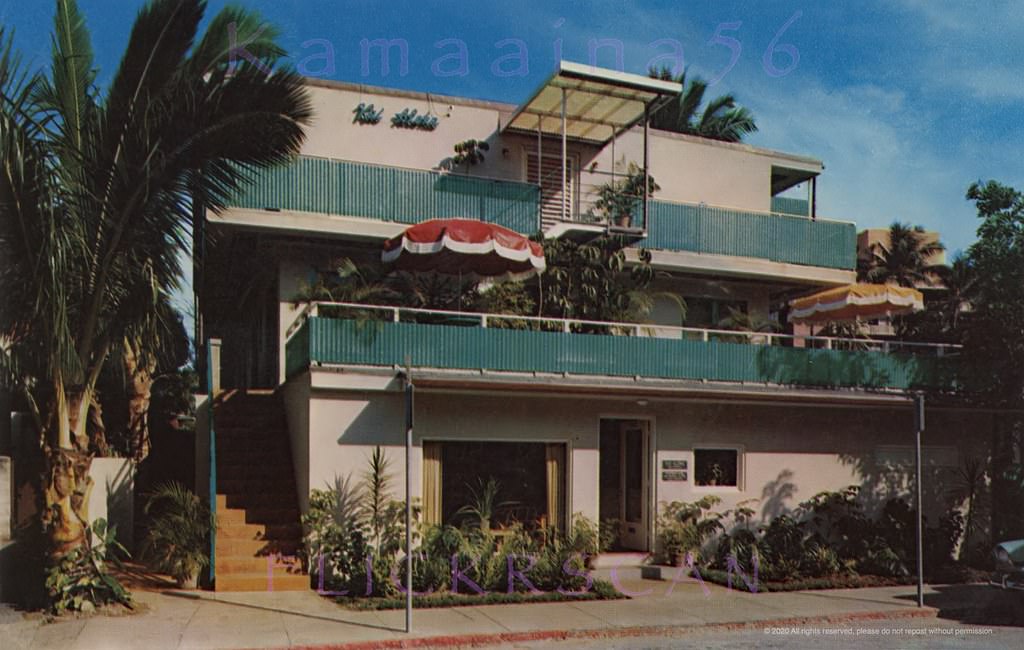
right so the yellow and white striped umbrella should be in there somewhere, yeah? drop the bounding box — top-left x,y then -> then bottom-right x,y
788,283 -> 924,324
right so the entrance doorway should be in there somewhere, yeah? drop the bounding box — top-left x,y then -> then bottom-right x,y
599,419 -> 650,551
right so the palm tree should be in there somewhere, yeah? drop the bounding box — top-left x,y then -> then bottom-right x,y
858,222 -> 946,287
648,66 -> 758,143
0,0 -> 311,567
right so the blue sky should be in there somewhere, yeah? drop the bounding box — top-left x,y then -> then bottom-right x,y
3,0 -> 1020,258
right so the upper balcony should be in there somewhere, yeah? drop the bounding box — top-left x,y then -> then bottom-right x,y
285,303 -> 959,392
226,155 -> 542,235
225,156 -> 856,273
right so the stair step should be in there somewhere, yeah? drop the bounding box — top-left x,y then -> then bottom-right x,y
216,450 -> 289,462
217,479 -> 297,494
216,555 -> 303,573
214,572 -> 308,592
216,537 -> 301,557
217,493 -> 298,510
218,507 -> 300,526
216,464 -> 295,478
219,521 -> 302,540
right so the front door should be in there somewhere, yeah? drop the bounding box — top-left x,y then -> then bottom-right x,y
600,420 -> 650,551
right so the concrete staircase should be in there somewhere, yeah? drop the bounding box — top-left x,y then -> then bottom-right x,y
213,390 -> 306,591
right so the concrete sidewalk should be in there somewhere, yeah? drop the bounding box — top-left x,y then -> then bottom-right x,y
0,578 -> 1008,650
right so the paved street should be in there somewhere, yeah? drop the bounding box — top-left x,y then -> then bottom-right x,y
505,618 -> 1024,649
1,580 -> 1021,649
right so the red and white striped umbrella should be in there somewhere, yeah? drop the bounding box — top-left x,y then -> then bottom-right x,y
382,219 -> 546,282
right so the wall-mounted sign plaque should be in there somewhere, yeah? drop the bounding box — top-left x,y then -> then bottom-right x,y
662,470 -> 687,481
662,460 -> 687,470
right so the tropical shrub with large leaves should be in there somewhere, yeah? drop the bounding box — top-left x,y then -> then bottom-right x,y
0,0 -> 311,603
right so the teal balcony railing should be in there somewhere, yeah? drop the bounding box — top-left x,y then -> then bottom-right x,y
771,196 -> 810,217
228,156 -> 542,234
642,200 -> 856,270
285,304 -> 960,391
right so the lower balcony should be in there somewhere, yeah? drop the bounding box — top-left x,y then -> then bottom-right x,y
285,304 -> 960,392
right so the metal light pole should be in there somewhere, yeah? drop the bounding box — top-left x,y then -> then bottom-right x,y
914,393 -> 925,608
403,361 -> 414,632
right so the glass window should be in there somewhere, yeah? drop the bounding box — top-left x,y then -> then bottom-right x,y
694,448 -> 740,487
441,441 -> 548,528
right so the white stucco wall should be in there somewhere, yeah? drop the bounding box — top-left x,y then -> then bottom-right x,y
281,374 -> 312,513
87,458 -> 135,551
294,376 -> 981,547
297,81 -> 821,216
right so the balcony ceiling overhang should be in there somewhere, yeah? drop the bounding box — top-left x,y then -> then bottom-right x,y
502,61 -> 682,145
771,165 -> 819,195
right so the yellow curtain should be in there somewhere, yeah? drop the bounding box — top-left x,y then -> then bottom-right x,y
422,442 -> 442,525
546,443 -> 566,532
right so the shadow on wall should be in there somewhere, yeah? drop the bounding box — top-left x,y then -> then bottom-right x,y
334,392 -> 405,447
760,469 -> 797,521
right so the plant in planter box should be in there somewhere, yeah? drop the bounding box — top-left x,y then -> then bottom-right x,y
141,481 -> 214,588
592,162 -> 659,228
657,496 -> 724,566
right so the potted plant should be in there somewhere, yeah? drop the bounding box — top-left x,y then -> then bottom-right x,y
593,162 -> 659,228
452,139 -> 490,173
657,496 -> 724,566
141,481 -> 215,588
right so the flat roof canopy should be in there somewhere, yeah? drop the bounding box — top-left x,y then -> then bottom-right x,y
503,61 -> 682,145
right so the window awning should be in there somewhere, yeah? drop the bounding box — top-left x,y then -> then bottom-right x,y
502,61 -> 682,145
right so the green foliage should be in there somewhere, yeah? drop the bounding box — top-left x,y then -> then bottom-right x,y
857,221 -> 946,288
338,581 -> 623,609
474,281 -> 536,328
363,446 -> 406,559
303,449 -> 414,596
452,139 -> 489,170
959,180 -> 1024,540
140,482 -> 214,584
0,0 -> 312,456
45,518 -> 132,615
657,496 -> 725,564
647,66 -> 758,143
540,236 -> 661,325
454,477 -> 506,531
302,476 -> 369,595
591,162 -> 659,226
695,487 -> 970,584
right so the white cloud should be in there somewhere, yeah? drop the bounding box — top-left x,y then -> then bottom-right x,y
742,74 -> 979,252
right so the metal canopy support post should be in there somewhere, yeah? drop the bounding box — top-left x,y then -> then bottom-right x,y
536,115 -> 542,186
561,87 -> 567,221
915,393 -> 925,608
642,104 -> 650,228
404,364 -> 414,632
811,176 -> 818,220
606,125 -> 614,182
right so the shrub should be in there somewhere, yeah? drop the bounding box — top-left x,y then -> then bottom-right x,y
45,518 -> 132,615
657,496 -> 724,565
407,516 -> 604,595
304,448 -> 416,597
302,476 -> 369,594
140,482 -> 214,587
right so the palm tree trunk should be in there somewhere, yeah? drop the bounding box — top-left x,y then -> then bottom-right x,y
42,447 -> 93,558
123,338 -> 154,462
42,379 -> 104,559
